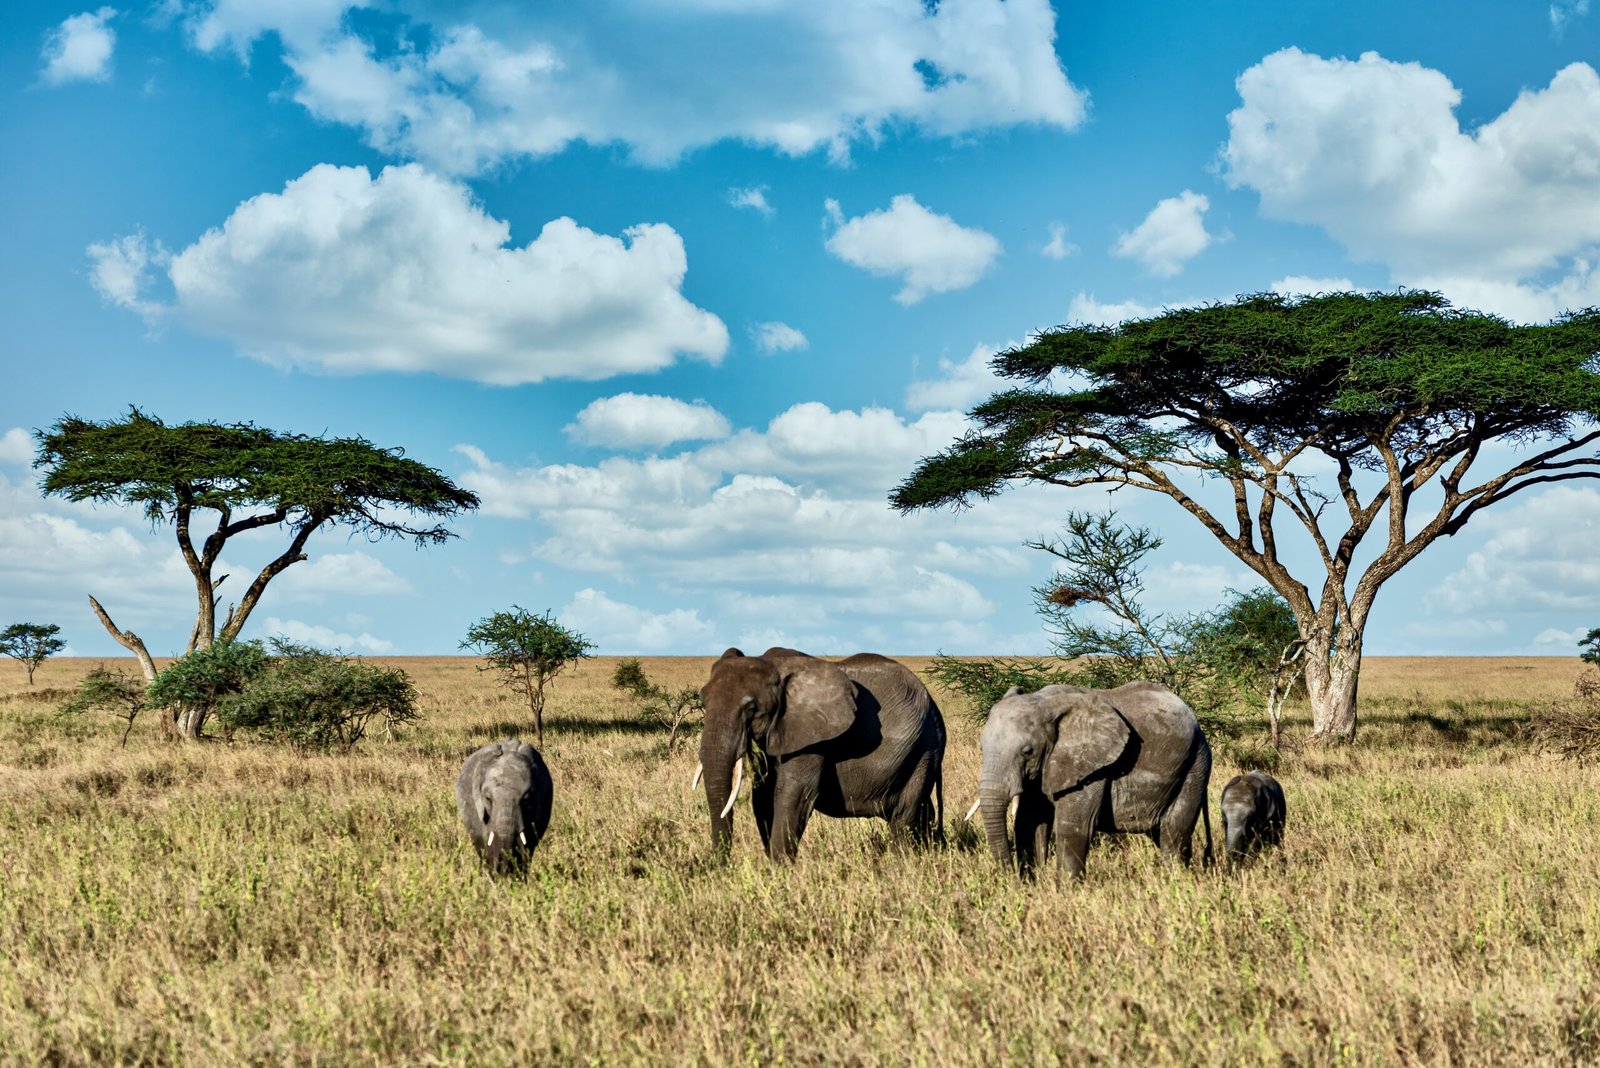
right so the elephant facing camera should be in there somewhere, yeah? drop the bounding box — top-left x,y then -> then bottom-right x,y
456,740 -> 553,876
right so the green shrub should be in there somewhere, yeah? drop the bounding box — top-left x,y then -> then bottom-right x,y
923,655 -> 1078,722
611,658 -> 702,748
215,640 -> 418,753
145,640 -> 269,739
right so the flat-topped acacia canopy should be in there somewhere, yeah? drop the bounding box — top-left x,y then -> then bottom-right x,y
892,291 -> 1600,741
34,408 -> 479,700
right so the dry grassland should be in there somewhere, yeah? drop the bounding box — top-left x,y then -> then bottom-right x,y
1,655 -> 1598,1066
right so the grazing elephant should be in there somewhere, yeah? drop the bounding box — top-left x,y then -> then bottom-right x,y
694,647 -> 945,861
456,740 -> 552,875
974,682 -> 1212,879
1220,770 -> 1286,865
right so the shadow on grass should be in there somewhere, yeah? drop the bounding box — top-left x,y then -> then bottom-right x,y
476,716 -> 698,740
1365,710 -> 1529,741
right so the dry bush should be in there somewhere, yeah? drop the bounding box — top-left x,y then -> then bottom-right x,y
1,655 -> 1597,1065
1527,668 -> 1600,764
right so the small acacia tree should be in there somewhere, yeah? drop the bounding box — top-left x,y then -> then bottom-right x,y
59,664 -> 145,747
1579,628 -> 1600,666
34,408 -> 479,681
930,510 -> 1302,734
216,640 -> 418,752
462,608 -> 594,747
611,657 -> 703,749
894,291 -> 1600,742
0,623 -> 66,686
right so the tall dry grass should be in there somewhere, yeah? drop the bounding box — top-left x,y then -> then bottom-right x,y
1,655 -> 1597,1066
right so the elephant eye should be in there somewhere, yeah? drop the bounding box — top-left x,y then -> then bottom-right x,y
1022,744 -> 1035,756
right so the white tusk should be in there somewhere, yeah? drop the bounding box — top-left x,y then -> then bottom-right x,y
486,831 -> 495,847
1008,796 -> 1019,820
963,798 -> 981,823
718,758 -> 745,819
519,830 -> 527,847
691,761 -> 703,792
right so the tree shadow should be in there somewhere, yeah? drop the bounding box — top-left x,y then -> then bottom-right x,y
477,716 -> 682,739
1369,710 -> 1529,741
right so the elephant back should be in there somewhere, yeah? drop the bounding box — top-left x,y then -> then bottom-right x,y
838,653 -> 945,750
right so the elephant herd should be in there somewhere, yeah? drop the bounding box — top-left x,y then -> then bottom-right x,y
456,646 -> 1286,878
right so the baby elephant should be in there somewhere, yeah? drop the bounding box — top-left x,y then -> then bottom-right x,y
456,740 -> 552,874
1220,771 -> 1286,865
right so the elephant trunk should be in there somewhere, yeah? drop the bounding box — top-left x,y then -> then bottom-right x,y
700,729 -> 746,857
979,786 -> 1015,869
483,795 -> 525,874
1224,816 -> 1249,865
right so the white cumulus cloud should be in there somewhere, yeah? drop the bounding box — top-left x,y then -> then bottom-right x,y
183,0 -> 1086,174
274,552 -> 413,601
40,7 -> 117,86
1111,191 -> 1213,277
1223,49 -> 1600,320
0,429 -> 34,465
1041,222 -> 1076,260
1270,275 -> 1357,296
260,616 -> 394,654
906,342 -> 1007,413
90,163 -> 728,383
1067,293 -> 1163,326
565,394 -> 732,450
561,589 -> 716,652
728,186 -> 775,217
451,398 -> 1080,652
751,321 -> 808,353
824,195 -> 1001,305
1427,486 -> 1600,613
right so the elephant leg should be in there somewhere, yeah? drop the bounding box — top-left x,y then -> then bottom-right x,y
1013,791 -> 1054,879
1053,782 -> 1105,880
1158,743 -> 1213,867
752,770 -> 777,854
886,755 -> 936,850
768,755 -> 823,862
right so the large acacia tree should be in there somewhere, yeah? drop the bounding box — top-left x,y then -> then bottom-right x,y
892,291 -> 1600,742
35,408 -> 480,681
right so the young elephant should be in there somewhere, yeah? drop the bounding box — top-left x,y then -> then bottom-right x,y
1220,771 -> 1286,865
975,682 -> 1212,879
456,740 -> 552,874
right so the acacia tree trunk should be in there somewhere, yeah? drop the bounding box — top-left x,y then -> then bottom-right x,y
1303,626 -> 1363,743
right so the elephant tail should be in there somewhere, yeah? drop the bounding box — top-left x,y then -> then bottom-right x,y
934,767 -> 945,846
1201,793 -> 1214,870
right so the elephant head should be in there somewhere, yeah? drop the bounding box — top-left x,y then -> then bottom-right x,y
976,685 -> 1132,870
458,741 -> 548,875
695,648 -> 855,853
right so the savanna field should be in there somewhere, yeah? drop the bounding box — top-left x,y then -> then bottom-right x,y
2,656 -> 1599,1066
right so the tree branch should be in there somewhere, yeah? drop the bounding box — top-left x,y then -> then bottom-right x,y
87,595 -> 157,682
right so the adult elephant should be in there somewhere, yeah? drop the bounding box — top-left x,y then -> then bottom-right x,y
975,682 -> 1211,879
694,647 -> 945,861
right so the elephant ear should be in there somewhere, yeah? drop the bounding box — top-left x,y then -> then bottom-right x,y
1042,693 -> 1132,797
767,661 -> 856,756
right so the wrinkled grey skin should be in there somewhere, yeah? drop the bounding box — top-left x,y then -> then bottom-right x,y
698,647 -> 945,862
1220,770 -> 1286,865
456,740 -> 553,875
978,682 -> 1212,879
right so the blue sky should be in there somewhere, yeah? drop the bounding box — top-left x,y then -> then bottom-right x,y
3,0 -> 1599,658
